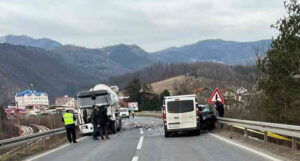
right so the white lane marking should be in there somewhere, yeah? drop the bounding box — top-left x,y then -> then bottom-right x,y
26,136 -> 87,161
140,128 -> 143,134
209,133 -> 282,161
132,156 -> 139,161
136,136 -> 144,150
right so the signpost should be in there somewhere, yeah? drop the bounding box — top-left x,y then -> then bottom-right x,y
208,88 -> 224,104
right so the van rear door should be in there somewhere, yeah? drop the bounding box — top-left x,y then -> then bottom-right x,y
166,98 -> 197,130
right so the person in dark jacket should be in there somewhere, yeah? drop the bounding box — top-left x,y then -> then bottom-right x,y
98,105 -> 109,140
62,110 -> 77,143
215,101 -> 224,128
215,101 -> 224,117
83,108 -> 88,124
90,105 -> 99,140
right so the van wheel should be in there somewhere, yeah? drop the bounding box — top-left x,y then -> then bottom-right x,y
194,129 -> 201,136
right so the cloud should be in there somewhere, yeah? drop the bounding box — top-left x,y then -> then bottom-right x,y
0,0 -> 285,51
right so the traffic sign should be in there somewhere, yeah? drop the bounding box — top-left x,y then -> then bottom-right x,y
208,88 -> 224,104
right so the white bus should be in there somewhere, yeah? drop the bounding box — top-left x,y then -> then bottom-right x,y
162,94 -> 200,137
77,84 -> 121,135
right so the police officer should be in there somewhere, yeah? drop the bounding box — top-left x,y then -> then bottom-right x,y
90,105 -> 99,140
98,105 -> 109,140
62,110 -> 77,143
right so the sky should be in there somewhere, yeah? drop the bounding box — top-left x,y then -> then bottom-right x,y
0,0 -> 286,52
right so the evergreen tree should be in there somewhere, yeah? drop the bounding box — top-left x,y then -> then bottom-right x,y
0,105 -> 6,138
258,0 -> 300,123
124,78 -> 142,104
160,89 -> 171,103
141,83 -> 153,92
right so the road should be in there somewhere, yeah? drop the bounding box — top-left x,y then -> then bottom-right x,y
27,117 -> 281,161
20,125 -> 34,136
31,124 -> 50,133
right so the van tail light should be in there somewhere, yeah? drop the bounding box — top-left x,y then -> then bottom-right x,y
162,105 -> 166,125
196,107 -> 200,116
162,105 -> 166,119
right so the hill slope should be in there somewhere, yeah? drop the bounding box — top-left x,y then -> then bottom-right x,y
51,45 -> 130,79
0,35 -> 63,50
0,44 -> 95,103
152,39 -> 271,65
100,44 -> 155,70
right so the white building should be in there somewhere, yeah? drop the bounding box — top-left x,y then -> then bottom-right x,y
55,95 -> 76,109
235,87 -> 249,102
15,89 -> 49,115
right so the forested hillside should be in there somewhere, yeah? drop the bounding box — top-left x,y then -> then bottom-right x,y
0,44 -> 95,103
108,62 -> 258,89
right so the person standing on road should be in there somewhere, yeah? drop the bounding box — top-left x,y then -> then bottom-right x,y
98,106 -> 109,140
131,109 -> 135,119
83,108 -> 88,124
215,101 -> 224,117
215,101 -> 224,128
62,110 -> 77,143
98,105 -> 110,140
91,105 -> 99,140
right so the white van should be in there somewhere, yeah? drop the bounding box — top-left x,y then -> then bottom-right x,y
163,94 -> 200,137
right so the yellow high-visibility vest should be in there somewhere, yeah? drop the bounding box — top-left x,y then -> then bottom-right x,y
63,113 -> 75,125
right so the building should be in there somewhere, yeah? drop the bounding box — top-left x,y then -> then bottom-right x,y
222,89 -> 236,101
55,95 -> 76,110
236,87 -> 249,102
15,89 -> 49,115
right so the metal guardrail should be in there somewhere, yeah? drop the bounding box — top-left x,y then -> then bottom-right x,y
0,127 -> 65,150
217,117 -> 300,151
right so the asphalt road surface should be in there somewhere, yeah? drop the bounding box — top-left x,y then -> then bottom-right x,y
27,117 -> 281,161
20,125 -> 34,136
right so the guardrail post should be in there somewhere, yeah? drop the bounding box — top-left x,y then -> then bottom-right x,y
264,131 -> 268,144
244,128 -> 248,138
42,138 -> 46,150
292,137 -> 296,151
230,125 -> 234,138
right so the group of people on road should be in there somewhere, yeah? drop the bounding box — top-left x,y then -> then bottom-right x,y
91,105 -> 110,140
62,105 -> 111,144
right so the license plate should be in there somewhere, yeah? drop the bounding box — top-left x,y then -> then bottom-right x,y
169,124 -> 180,128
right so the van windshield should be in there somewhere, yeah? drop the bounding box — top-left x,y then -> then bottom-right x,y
120,109 -> 128,112
167,100 -> 194,113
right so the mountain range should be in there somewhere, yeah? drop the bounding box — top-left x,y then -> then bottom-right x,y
152,39 -> 271,65
0,35 -> 271,103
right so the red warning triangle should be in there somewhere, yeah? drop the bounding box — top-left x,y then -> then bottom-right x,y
208,88 -> 224,104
